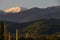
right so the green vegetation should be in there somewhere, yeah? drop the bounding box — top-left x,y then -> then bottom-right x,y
0,19 -> 60,40
21,19 -> 60,40
22,20 -> 50,35
22,19 -> 60,35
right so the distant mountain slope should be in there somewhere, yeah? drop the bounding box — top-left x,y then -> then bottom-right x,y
21,7 -> 27,11
0,10 -> 5,14
22,19 -> 60,35
0,6 -> 60,23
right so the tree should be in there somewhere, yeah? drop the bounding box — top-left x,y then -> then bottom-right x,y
22,21 -> 41,34
0,21 -> 4,40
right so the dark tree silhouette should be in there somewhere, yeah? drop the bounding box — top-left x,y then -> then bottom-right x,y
0,21 -> 4,40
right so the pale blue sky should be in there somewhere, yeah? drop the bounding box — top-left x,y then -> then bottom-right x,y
0,0 -> 60,10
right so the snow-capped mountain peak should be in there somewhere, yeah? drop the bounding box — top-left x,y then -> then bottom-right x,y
4,7 -> 22,13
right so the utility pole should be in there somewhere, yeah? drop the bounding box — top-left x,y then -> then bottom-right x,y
25,33 -> 29,39
4,24 -> 8,40
16,28 -> 18,40
8,32 -> 10,40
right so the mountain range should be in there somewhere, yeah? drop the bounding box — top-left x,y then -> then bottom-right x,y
0,6 -> 60,23
0,6 -> 60,35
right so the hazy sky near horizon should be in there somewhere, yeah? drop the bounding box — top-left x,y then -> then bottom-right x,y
0,0 -> 60,10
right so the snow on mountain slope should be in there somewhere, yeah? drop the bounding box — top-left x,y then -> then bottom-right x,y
4,7 -> 22,13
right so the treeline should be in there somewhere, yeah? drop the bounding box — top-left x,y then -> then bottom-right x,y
12,36 -> 60,40
22,19 -> 60,35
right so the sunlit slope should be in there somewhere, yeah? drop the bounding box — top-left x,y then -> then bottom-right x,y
4,7 -> 22,13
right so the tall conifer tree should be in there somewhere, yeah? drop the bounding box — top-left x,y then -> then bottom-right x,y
0,21 -> 4,40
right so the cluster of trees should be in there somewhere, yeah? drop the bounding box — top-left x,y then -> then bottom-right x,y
22,20 -> 50,35
0,19 -> 60,40
22,19 -> 60,35
18,36 -> 60,40
21,19 -> 60,40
